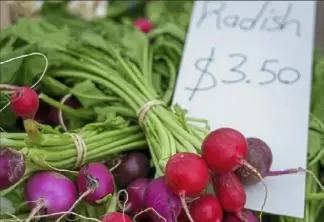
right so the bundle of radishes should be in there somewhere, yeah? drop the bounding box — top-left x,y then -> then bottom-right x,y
1,1 -> 324,222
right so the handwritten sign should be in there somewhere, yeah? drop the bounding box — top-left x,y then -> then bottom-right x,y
172,1 -> 316,218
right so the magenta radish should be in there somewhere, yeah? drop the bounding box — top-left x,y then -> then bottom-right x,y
235,137 -> 306,185
164,152 -> 210,222
101,212 -> 132,222
189,194 -> 223,222
211,172 -> 247,221
143,176 -> 181,222
134,18 -> 154,33
223,209 -> 259,222
0,147 -> 26,189
10,86 -> 39,119
76,163 -> 115,205
113,152 -> 150,188
122,178 -> 150,214
24,171 -> 78,219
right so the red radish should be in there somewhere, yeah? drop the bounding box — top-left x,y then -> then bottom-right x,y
143,176 -> 181,222
0,147 -> 26,189
10,86 -> 39,119
223,209 -> 259,222
211,172 -> 247,221
24,171 -> 78,219
189,194 -> 223,222
235,137 -> 307,185
101,212 -> 132,222
164,152 -> 210,222
76,163 -> 115,205
113,152 -> 150,188
201,128 -> 267,211
122,178 -> 150,214
134,18 -> 154,33
201,128 -> 249,173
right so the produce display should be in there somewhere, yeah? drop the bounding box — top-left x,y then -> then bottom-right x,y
0,1 -> 323,222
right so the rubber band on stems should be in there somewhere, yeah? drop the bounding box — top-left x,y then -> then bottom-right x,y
0,52 -> 48,113
137,100 -> 165,125
58,93 -> 72,132
68,133 -> 87,169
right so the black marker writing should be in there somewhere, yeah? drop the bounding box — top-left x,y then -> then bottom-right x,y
185,47 -> 217,101
196,1 -> 301,36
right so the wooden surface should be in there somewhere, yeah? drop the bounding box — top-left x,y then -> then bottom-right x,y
0,1 -> 323,48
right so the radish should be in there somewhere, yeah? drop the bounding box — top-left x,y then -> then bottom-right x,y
122,178 -> 150,215
223,209 -> 259,222
164,152 -> 210,222
101,212 -> 132,222
143,176 -> 181,222
76,162 -> 115,205
134,18 -> 154,33
201,128 -> 267,214
10,86 -> 39,119
235,137 -> 307,185
0,147 -> 26,189
113,152 -> 150,188
211,172 -> 247,221
24,171 -> 78,220
189,194 -> 223,222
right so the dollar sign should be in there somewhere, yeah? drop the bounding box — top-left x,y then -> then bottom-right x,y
185,47 -> 217,101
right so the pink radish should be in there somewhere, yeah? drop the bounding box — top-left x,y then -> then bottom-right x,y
211,172 -> 247,221
164,152 -> 210,222
143,176 -> 181,222
134,18 -> 154,33
10,86 -> 39,119
24,171 -> 78,219
101,212 -> 132,222
189,194 -> 223,222
0,147 -> 26,189
76,163 -> 115,205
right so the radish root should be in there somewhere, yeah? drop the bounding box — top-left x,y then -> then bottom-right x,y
238,159 -> 267,222
110,158 -> 121,172
25,198 -> 44,222
117,189 -> 129,214
236,211 -> 248,222
180,193 -> 194,222
133,207 -> 167,222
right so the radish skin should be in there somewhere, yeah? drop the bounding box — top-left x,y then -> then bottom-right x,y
10,86 -> 39,119
101,212 -> 132,222
211,172 -> 247,221
0,147 -> 26,189
24,171 -> 78,219
134,18 -> 154,33
77,163 -> 115,205
165,152 -> 210,222
189,194 -> 223,222
223,209 -> 259,222
235,137 -> 311,185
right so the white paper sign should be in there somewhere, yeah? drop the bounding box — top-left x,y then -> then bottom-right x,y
172,1 -> 317,218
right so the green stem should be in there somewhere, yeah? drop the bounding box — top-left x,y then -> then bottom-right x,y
306,192 -> 324,200
39,93 -> 95,120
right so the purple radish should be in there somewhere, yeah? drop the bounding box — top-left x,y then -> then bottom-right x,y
235,137 -> 305,185
0,148 -> 26,189
76,163 -> 115,205
223,209 -> 259,222
142,176 -> 181,222
113,152 -> 150,188
122,178 -> 150,215
24,171 -> 78,219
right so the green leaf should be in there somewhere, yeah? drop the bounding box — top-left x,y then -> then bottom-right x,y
71,80 -> 118,108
